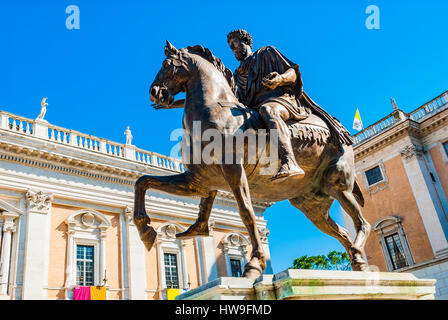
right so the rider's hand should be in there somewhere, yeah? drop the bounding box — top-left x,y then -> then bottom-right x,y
262,72 -> 283,90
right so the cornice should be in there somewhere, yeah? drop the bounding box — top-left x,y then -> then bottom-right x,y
0,134 -> 272,210
354,119 -> 420,161
0,146 -> 137,185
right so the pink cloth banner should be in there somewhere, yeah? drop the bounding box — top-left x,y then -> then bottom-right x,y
74,286 -> 91,300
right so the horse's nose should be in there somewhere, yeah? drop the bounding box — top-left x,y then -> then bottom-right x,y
150,87 -> 158,101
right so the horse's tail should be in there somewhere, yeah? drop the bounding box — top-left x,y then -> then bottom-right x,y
352,179 -> 364,208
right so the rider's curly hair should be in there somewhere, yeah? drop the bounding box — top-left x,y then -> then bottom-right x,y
227,29 -> 253,49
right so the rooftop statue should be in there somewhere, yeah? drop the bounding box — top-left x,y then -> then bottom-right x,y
124,126 -> 133,145
37,97 -> 48,120
134,31 -> 370,279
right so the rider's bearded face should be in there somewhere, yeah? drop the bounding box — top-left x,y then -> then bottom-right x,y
228,37 -> 249,61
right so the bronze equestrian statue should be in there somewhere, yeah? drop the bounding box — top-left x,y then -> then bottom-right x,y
134,31 -> 371,279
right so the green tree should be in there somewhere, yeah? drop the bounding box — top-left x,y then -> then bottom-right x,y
292,251 -> 351,271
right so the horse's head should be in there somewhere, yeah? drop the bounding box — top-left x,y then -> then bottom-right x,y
149,41 -> 191,106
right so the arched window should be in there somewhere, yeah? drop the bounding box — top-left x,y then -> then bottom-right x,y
221,232 -> 250,277
373,216 -> 414,271
65,209 -> 110,299
155,223 -> 189,298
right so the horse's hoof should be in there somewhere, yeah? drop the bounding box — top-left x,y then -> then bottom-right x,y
133,209 -> 151,226
141,225 -> 157,251
176,223 -> 209,239
242,263 -> 263,279
243,268 -> 262,280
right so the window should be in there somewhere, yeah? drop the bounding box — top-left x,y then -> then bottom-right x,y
443,141 -> 448,156
76,245 -> 94,286
65,210 -> 110,299
230,259 -> 242,277
164,253 -> 179,289
365,166 -> 383,185
156,223 -> 190,296
221,233 -> 249,277
373,216 -> 414,271
385,233 -> 408,270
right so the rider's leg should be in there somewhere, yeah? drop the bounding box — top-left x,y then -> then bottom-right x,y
259,103 -> 305,180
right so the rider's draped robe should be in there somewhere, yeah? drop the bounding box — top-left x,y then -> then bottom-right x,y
233,46 -> 353,146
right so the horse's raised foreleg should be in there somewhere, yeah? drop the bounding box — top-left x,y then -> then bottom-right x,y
289,194 -> 355,267
176,190 -> 217,239
221,164 -> 266,279
134,172 -> 207,251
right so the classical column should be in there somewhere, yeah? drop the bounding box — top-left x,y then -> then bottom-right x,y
64,229 -> 75,299
180,240 -> 189,289
98,227 -> 109,299
99,227 -> 107,284
156,239 -> 166,289
0,218 -> 15,296
258,227 -> 274,274
198,219 -> 218,283
22,190 -> 53,300
400,144 -> 448,256
124,206 -> 147,300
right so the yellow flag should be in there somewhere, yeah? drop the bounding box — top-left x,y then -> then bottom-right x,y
167,288 -> 180,300
353,108 -> 363,131
90,286 -> 107,300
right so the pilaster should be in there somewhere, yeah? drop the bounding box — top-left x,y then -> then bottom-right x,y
259,227 -> 274,274
400,144 -> 448,256
198,219 -> 219,282
124,206 -> 147,300
22,190 -> 53,299
0,217 -> 16,296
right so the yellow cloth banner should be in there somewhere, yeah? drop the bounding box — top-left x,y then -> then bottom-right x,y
90,286 -> 107,300
166,288 -> 180,300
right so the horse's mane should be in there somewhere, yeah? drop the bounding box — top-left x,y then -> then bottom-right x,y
184,45 -> 236,94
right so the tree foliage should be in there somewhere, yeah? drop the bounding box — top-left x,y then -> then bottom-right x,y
292,251 -> 351,271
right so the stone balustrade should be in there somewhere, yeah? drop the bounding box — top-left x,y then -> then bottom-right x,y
353,113 -> 399,146
135,148 -> 184,172
409,91 -> 448,121
353,90 -> 448,147
0,113 -> 34,136
0,110 -> 184,173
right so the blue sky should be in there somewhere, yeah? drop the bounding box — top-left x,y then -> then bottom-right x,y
1,0 -> 447,273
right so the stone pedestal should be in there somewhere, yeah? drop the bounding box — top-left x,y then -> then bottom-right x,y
176,269 -> 436,300
33,119 -> 49,139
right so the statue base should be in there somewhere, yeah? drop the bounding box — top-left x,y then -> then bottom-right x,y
176,269 -> 436,300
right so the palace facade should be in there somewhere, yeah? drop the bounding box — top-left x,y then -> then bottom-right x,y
344,90 -> 448,299
0,110 -> 272,300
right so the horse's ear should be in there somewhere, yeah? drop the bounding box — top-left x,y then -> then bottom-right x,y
165,40 -> 178,56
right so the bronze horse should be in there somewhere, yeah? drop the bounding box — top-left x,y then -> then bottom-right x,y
134,41 -> 371,279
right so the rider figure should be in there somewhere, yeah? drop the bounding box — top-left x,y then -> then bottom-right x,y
227,29 -> 308,181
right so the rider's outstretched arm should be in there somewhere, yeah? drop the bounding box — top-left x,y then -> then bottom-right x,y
262,65 -> 303,93
279,65 -> 303,93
